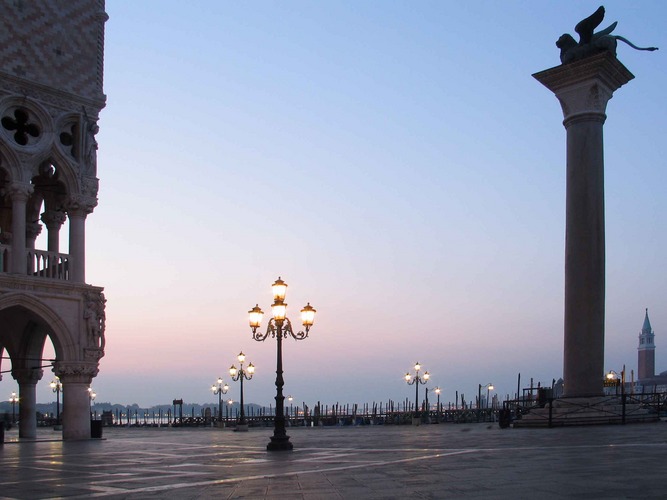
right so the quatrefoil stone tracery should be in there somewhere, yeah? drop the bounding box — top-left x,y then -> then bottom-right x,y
1,107 -> 41,146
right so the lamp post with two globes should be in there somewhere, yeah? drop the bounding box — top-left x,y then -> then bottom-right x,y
248,277 -> 316,451
229,352 -> 255,430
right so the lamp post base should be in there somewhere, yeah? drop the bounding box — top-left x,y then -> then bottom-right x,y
267,435 -> 293,451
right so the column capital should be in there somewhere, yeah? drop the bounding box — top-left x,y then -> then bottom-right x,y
12,367 -> 44,384
6,182 -> 34,202
26,221 -> 42,241
65,194 -> 97,216
533,52 -> 634,122
54,361 -> 98,384
41,210 -> 67,229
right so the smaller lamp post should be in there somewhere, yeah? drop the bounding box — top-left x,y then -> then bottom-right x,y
9,392 -> 19,424
434,387 -> 441,423
606,367 -> 625,396
88,387 -> 96,417
50,376 -> 62,427
478,383 -> 494,421
211,378 -> 229,426
226,399 -> 233,423
287,395 -> 294,425
230,351 -> 255,431
405,362 -> 429,423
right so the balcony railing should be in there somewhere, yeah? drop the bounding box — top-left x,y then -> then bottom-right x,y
28,249 -> 70,280
0,245 -> 70,281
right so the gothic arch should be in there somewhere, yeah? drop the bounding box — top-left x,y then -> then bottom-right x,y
30,148 -> 80,198
0,292 -> 73,361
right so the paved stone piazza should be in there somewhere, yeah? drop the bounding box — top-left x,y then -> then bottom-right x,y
1,422 -> 666,499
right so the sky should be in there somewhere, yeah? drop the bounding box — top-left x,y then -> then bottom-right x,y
19,1 -> 667,408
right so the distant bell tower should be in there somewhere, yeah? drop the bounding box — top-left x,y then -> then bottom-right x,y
637,309 -> 655,381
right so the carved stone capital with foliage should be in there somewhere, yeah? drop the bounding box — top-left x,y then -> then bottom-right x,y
54,361 -> 99,383
12,367 -> 44,384
65,194 -> 98,215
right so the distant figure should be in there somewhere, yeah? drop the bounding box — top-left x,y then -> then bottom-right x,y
556,5 -> 658,64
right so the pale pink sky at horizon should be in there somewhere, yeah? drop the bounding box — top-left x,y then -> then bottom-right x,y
6,0 -> 665,409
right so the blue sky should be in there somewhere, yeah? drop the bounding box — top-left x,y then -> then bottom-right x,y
27,1 -> 666,408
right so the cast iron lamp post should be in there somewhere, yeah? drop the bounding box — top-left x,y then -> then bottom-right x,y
606,366 -> 625,396
405,362 -> 429,420
478,383 -> 494,420
88,387 -> 96,417
434,387 -> 441,423
230,351 -> 255,430
9,392 -> 18,423
287,395 -> 294,425
50,376 -> 62,426
211,378 -> 229,424
249,277 -> 316,451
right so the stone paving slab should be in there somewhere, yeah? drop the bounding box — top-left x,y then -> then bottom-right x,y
1,422 -> 666,499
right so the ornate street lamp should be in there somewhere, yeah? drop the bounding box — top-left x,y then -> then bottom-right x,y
230,351 -> 255,430
211,378 -> 229,425
50,376 -> 62,426
405,362 -> 429,421
9,392 -> 19,424
249,277 -> 316,451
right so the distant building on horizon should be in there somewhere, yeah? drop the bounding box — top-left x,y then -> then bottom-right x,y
636,309 -> 667,390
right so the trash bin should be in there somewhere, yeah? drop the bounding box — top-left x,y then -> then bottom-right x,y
91,420 -> 103,439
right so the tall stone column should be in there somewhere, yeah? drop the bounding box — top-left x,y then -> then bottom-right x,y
66,196 -> 96,283
12,368 -> 43,439
41,210 -> 67,253
534,53 -> 633,397
8,183 -> 33,274
55,362 -> 98,440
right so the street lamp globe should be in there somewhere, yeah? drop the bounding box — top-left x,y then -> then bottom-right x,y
248,305 -> 264,331
300,303 -> 316,329
271,301 -> 287,321
271,277 -> 288,302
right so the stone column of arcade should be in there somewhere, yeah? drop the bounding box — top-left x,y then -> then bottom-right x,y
534,53 -> 633,398
67,205 -> 90,284
56,364 -> 96,440
12,368 -> 43,439
41,210 -> 67,253
8,183 -> 33,274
